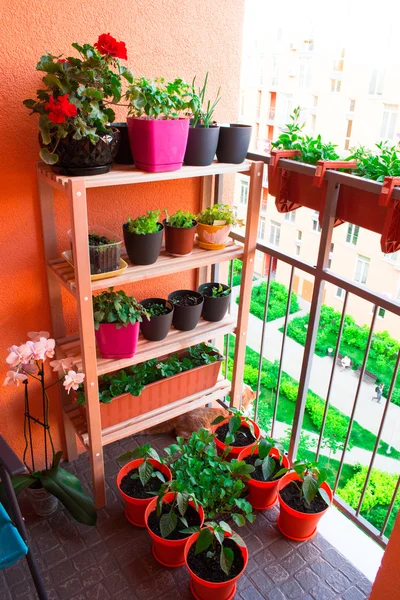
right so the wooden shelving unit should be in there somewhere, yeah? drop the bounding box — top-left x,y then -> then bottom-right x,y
38,160 -> 263,508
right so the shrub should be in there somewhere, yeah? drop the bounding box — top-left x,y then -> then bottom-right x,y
339,467 -> 398,512
280,380 -> 299,403
237,280 -> 300,322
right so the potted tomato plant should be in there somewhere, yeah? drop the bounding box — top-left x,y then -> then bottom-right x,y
184,73 -> 221,167
125,77 -> 198,172
145,481 -> 204,567
164,210 -> 197,256
23,34 -> 132,175
277,460 -> 332,541
238,438 -> 290,510
183,522 -> 248,600
196,204 -> 243,250
212,409 -> 260,459
198,283 -> 231,322
168,290 -> 204,331
93,288 -> 149,358
123,210 -> 163,265
139,298 -> 174,341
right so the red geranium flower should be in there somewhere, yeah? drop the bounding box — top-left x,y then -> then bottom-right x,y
94,33 -> 127,60
45,94 -> 77,124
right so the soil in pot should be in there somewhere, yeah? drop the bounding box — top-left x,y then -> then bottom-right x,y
69,226 -> 122,275
243,454 -> 285,482
215,423 -> 256,447
147,503 -> 201,540
140,298 -> 174,342
187,538 -> 244,583
172,294 -> 201,307
168,290 -> 204,331
119,467 -> 165,500
280,481 -> 329,514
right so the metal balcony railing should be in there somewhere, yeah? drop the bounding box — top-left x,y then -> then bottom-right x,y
223,152 -> 400,549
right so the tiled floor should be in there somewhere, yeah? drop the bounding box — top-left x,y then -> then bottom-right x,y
1,432 -> 373,600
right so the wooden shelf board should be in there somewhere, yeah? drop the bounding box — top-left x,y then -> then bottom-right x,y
58,315 -> 236,376
64,377 -> 231,447
38,160 -> 251,191
48,240 -> 243,295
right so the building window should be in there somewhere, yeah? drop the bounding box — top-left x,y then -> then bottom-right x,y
261,199 -> 267,212
312,211 -> 321,232
258,216 -> 266,240
336,287 -> 345,299
311,114 -> 316,132
298,57 -> 312,89
333,48 -> 345,72
240,180 -> 249,205
369,68 -> 385,96
262,166 -> 268,188
313,95 -> 318,107
330,78 -> 341,93
269,220 -> 281,246
383,251 -> 398,263
378,308 -> 386,319
297,230 -> 303,241
349,99 -> 356,112
328,243 -> 334,269
256,90 -> 262,120
354,256 -> 370,284
284,211 -> 296,223
380,105 -> 398,141
256,250 -> 263,262
295,245 -> 300,256
344,119 -> 353,150
277,94 -> 293,125
346,223 -> 360,245
271,55 -> 279,86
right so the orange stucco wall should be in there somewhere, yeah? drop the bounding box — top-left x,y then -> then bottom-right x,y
370,512 -> 400,599
0,0 -> 244,463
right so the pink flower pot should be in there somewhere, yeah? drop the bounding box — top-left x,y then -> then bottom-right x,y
95,322 -> 139,359
127,118 -> 190,172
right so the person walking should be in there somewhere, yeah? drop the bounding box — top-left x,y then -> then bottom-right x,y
372,383 -> 384,403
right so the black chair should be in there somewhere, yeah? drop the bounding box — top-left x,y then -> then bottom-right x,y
0,435 -> 48,599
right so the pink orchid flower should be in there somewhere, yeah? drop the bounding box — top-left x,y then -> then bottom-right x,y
20,362 -> 38,375
18,341 -> 35,363
32,338 -> 56,361
50,357 -> 75,373
28,331 -> 50,341
6,345 -> 23,368
63,371 -> 85,394
3,370 -> 28,386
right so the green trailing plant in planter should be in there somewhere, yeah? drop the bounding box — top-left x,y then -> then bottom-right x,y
123,210 -> 164,265
347,141 -> 400,181
164,210 -> 198,256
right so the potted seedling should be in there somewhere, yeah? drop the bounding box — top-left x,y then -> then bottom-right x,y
277,460 -> 332,541
93,288 -> 149,358
168,289 -> 204,331
198,282 -> 231,322
238,438 -> 290,510
164,210 -> 197,256
68,226 -> 122,275
23,34 -> 132,175
183,521 -> 248,600
184,73 -> 221,166
145,481 -> 204,567
123,210 -> 163,265
125,77 -> 199,172
216,123 -> 252,164
212,408 -> 261,459
139,298 -> 174,341
116,444 -> 172,527
196,203 -> 244,250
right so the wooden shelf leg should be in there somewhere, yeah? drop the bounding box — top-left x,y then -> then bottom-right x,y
231,162 -> 263,408
68,179 -> 106,509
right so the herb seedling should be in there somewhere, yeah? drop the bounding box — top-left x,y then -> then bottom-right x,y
347,141 -> 400,182
126,77 -> 199,119
92,287 -> 150,329
88,232 -> 114,246
206,284 -> 231,298
126,210 -> 162,235
252,438 -> 284,481
146,302 -> 170,317
197,203 -> 244,227
166,210 -> 196,228
117,444 -> 166,487
280,460 -> 332,506
192,72 -> 221,128
212,407 -> 256,446
153,481 -> 199,538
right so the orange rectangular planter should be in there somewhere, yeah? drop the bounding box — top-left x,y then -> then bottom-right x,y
78,355 -> 223,429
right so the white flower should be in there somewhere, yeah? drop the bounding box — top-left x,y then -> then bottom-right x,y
156,363 -> 162,369
6,345 -> 23,367
3,370 -> 28,386
63,371 -> 85,394
50,357 -> 75,373
28,331 -> 50,342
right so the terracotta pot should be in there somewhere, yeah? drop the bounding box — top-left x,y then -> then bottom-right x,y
184,529 -> 248,600
123,222 -> 164,266
163,219 -> 197,256
95,322 -> 140,359
117,458 -> 172,527
78,353 -> 222,429
197,223 -> 231,249
237,446 -> 290,510
277,472 -> 332,541
139,298 -> 174,341
145,492 -> 205,567
198,283 -> 231,322
213,417 -> 261,460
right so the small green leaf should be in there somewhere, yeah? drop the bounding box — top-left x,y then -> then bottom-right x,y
220,546 -> 234,575
40,147 -> 58,165
232,513 -> 246,526
261,456 -> 276,481
302,473 -> 319,505
318,487 -> 331,506
138,460 -> 153,486
160,511 -> 177,538
177,491 -> 189,516
195,528 -> 214,554
211,415 -> 225,426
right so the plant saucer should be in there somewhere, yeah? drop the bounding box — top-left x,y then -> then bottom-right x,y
62,250 -> 128,281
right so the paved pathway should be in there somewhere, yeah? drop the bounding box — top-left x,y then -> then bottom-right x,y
231,284 -> 400,454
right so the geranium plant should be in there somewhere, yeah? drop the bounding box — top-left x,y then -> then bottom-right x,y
93,288 -> 149,329
197,204 -> 244,227
1,332 -> 96,525
126,77 -> 199,119
23,33 -> 132,164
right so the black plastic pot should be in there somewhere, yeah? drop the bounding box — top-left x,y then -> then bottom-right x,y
140,298 -> 174,341
113,122 -> 134,164
198,283 -> 231,322
49,128 -> 121,176
216,124 -> 252,164
168,290 -> 204,331
123,222 -> 164,265
184,125 -> 220,166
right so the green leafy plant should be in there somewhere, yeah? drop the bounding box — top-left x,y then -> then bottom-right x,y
146,302 -> 170,317
272,106 -> 340,165
197,204 -> 244,227
205,284 -> 231,298
166,428 -> 255,524
183,522 -> 245,575
117,443 -> 166,487
283,460 -> 332,506
126,210 -> 162,235
126,77 -> 199,119
152,480 -> 199,538
88,232 -> 115,246
347,141 -> 400,182
23,34 -> 132,164
165,210 -> 196,228
192,72 -> 221,128
252,437 -> 285,481
212,407 -> 256,446
93,288 -> 149,330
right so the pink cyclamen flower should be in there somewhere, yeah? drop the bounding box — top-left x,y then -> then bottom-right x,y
32,338 -> 56,361
63,371 -> 85,394
3,370 -> 28,386
28,331 -> 50,342
6,345 -> 23,367
50,357 -> 75,373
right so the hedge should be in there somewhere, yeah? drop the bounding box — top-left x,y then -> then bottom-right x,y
338,465 -> 399,514
236,280 -> 300,322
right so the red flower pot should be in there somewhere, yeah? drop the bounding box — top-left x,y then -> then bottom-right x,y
237,446 -> 290,510
127,117 -> 190,173
145,492 -> 204,568
116,459 -> 172,527
277,471 -> 332,541
184,530 -> 248,600
212,417 -> 261,460
95,322 -> 139,359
